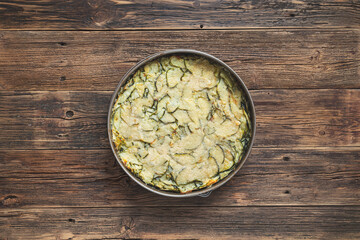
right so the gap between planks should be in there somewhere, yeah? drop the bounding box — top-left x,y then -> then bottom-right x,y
1,26 -> 359,32
1,205 -> 360,209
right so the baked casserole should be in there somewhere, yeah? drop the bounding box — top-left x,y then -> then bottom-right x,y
111,54 -> 252,193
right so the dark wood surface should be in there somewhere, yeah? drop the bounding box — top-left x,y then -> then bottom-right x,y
1,148 -> 359,207
1,30 -> 359,90
0,1 -> 359,239
0,0 -> 359,29
2,207 -> 360,239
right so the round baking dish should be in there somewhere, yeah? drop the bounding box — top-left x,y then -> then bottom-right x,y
108,49 -> 256,197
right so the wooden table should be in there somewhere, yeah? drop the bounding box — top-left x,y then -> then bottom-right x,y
0,1 -> 359,239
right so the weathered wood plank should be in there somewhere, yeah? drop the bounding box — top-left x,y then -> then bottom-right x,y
254,89 -> 360,147
0,29 -> 359,90
0,148 -> 359,207
0,90 -> 358,149
1,206 -> 359,239
0,0 -> 359,30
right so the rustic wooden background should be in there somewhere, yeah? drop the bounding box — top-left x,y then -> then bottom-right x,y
0,0 -> 359,239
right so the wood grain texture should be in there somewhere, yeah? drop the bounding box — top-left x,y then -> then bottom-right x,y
0,0 -> 359,30
0,148 -> 359,207
1,0 -> 359,238
1,206 -> 360,239
0,29 -> 359,91
0,89 -> 358,149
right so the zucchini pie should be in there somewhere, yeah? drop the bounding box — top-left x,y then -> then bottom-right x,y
111,54 -> 251,193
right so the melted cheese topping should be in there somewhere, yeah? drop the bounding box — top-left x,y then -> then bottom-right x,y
111,54 -> 251,193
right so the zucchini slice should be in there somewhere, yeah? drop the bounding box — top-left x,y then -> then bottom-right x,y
173,153 -> 197,165
215,120 -> 240,138
178,130 -> 203,151
170,55 -> 186,68
144,61 -> 161,80
173,109 -> 191,125
166,68 -> 183,88
210,145 -> 225,166
160,112 -> 176,124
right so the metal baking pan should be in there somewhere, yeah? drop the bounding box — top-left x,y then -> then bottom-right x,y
108,49 -> 256,197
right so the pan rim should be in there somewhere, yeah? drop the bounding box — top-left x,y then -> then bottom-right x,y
107,49 -> 256,197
